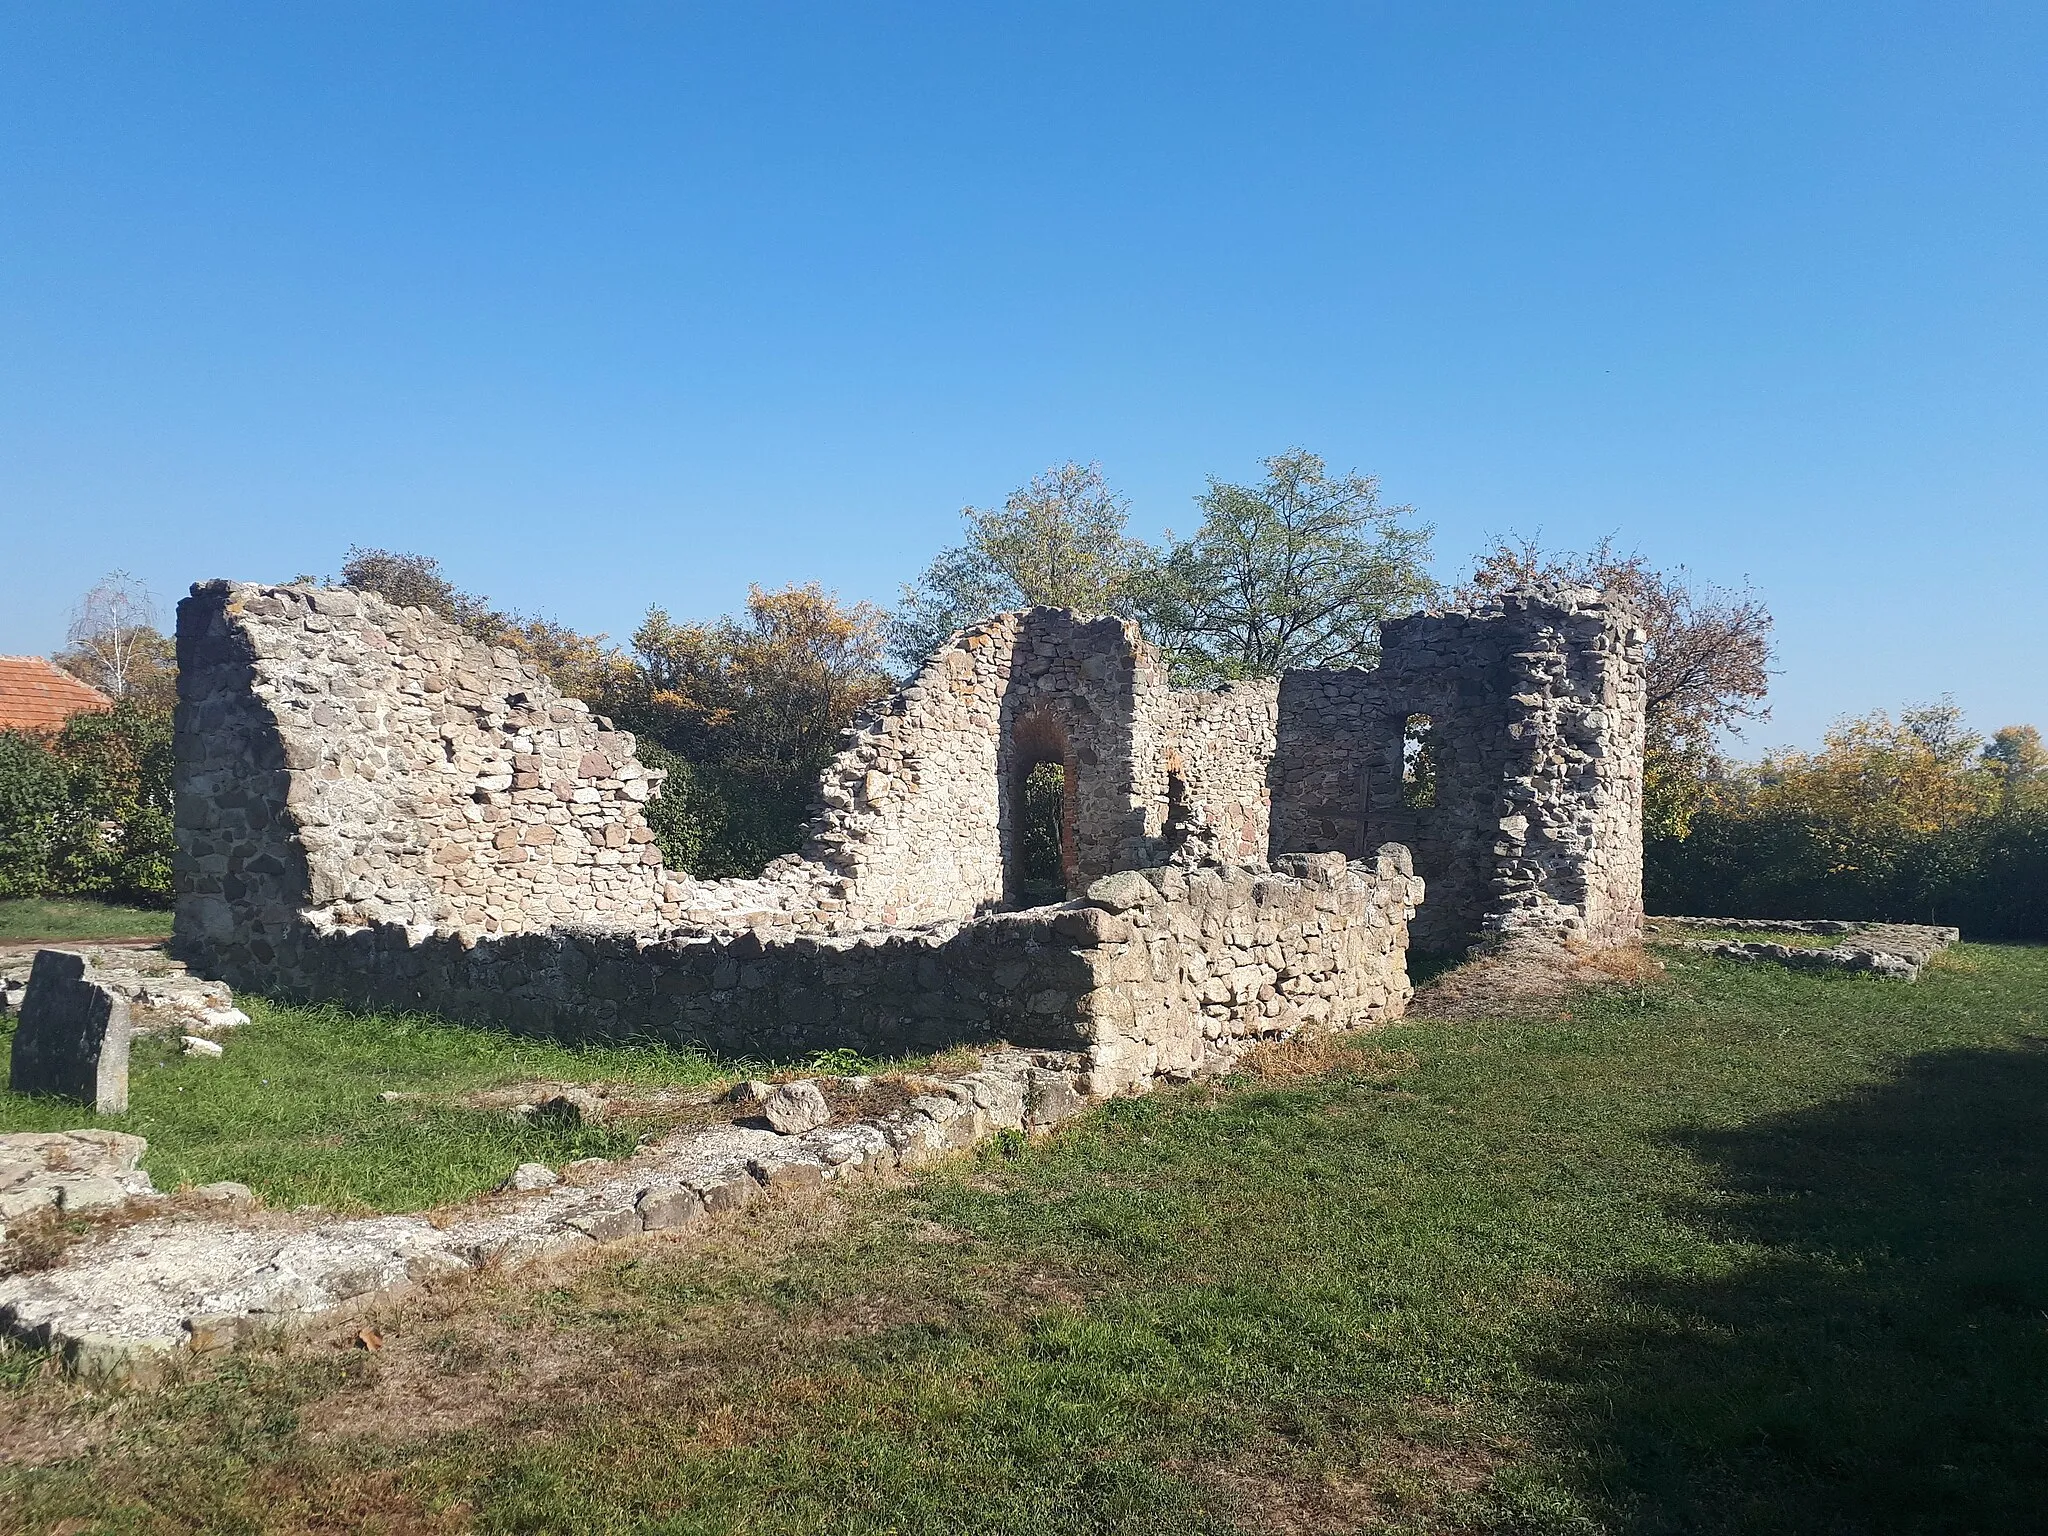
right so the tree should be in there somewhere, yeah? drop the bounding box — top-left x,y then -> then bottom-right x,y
1130,450 -> 1436,685
0,701 -> 175,902
1982,725 -> 2047,809
339,547 -> 508,640
889,462 -> 1140,669
613,585 -> 894,877
1458,535 -> 1774,837
1645,700 -> 2048,938
56,572 -> 177,708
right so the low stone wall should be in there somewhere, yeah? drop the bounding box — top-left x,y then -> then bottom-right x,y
1645,917 -> 1960,980
237,848 -> 1421,1096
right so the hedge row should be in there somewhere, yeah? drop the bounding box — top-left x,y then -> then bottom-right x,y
1647,805 -> 2048,942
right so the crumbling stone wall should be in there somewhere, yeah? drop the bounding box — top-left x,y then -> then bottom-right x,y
1148,681 -> 1280,866
210,846 -> 1418,1097
174,583 -> 684,976
173,584 -> 1420,1078
1271,585 -> 1646,951
796,608 -> 1174,924
174,586 -> 1304,963
172,575 -> 1644,1073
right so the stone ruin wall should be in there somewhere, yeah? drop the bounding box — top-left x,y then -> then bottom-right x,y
794,608 -> 1169,927
800,610 -> 1279,923
174,581 -> 681,980
1270,586 -> 1647,951
194,849 -> 1417,1098
172,577 -> 1643,1075
176,587 -> 1303,953
173,585 -> 1417,1086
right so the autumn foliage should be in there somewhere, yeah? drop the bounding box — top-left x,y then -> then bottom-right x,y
1648,704 -> 2048,939
596,585 -> 893,877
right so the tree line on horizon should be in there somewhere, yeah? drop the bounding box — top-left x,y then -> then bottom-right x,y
2,454 -> 2041,939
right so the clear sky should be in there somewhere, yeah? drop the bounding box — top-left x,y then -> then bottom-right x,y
3,3 -> 2042,752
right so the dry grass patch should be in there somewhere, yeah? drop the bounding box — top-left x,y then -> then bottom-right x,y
1194,1417 -> 1509,1535
1410,938 -> 1661,1019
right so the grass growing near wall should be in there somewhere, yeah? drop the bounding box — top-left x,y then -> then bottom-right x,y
5,946 -> 2047,1533
0,1000 -> 824,1211
0,898 -> 172,942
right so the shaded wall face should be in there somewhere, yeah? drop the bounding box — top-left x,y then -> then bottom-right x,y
218,848 -> 1420,1098
1271,591 -> 1647,951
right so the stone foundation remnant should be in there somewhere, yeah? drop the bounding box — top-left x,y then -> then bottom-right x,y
8,951 -> 132,1113
1645,917 -> 1959,980
168,579 -> 1646,1073
0,1046 -> 1094,1380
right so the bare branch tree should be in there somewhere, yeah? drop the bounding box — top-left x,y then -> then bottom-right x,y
1456,534 -> 1774,758
59,571 -> 170,702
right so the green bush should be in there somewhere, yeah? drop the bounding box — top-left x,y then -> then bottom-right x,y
636,738 -> 815,881
1647,805 -> 2048,941
0,702 -> 174,904
0,732 -> 64,898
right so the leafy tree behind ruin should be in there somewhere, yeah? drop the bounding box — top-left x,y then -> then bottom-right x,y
889,461 -> 1141,670
53,571 -> 178,711
890,451 -> 1437,687
336,550 -> 892,878
0,701 -> 175,902
1,573 -> 181,902
1130,449 -> 1437,686
601,585 -> 894,877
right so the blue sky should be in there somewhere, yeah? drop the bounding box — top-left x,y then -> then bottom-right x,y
3,2 -> 2042,751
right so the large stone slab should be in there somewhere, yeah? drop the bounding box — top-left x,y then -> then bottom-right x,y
9,951 -> 131,1113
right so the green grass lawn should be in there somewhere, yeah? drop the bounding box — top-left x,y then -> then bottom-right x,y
0,897 -> 173,943
0,1000 -> 791,1211
5,946 -> 2047,1534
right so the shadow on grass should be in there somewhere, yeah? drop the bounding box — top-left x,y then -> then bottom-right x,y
1547,1039 -> 2048,1535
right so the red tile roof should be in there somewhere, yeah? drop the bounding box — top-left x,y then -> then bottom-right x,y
0,656 -> 114,731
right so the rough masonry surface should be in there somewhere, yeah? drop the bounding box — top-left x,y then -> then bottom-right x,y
168,580 -> 1645,1067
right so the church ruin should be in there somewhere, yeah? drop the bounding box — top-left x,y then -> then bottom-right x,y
170,580 -> 1645,1091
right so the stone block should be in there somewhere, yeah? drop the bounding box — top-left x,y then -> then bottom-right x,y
9,952 -> 131,1113
748,1158 -> 827,1196
562,1204 -> 640,1243
761,1079 -> 832,1135
636,1184 -> 704,1231
698,1174 -> 760,1213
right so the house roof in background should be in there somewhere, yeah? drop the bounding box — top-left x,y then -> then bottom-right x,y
0,656 -> 113,731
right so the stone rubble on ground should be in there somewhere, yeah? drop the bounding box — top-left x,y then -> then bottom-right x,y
760,1079 -> 832,1135
1646,917 -> 1961,980
0,1047 -> 1103,1383
0,945 -> 248,1035
0,1130 -> 156,1231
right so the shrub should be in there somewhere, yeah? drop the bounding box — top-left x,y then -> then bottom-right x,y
1646,703 -> 2047,941
0,701 -> 175,904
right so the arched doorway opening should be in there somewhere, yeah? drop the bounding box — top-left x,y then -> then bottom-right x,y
1008,709 -> 1076,907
